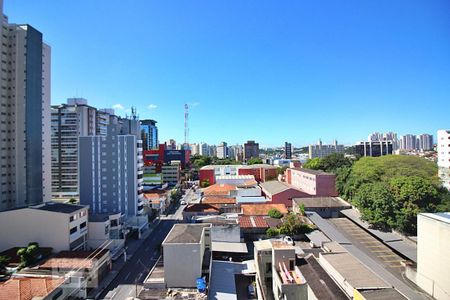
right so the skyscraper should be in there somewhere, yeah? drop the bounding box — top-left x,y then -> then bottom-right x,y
79,114 -> 144,217
141,119 -> 158,151
0,5 -> 51,211
217,142 -> 228,159
51,98 -> 99,201
244,140 -> 259,161
400,134 -> 418,151
285,142 -> 292,159
419,134 -> 433,151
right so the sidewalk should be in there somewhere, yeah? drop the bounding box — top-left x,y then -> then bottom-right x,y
87,218 -> 160,299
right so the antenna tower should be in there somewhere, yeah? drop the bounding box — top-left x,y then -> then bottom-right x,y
184,104 -> 189,148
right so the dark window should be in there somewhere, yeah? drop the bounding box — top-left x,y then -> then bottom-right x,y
70,227 -> 77,234
80,222 -> 86,229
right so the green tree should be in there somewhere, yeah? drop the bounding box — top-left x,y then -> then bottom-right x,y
68,198 -> 77,204
268,208 -> 283,219
17,242 -> 40,269
247,157 -> 263,165
266,228 -> 280,237
200,179 -> 210,188
0,255 -> 10,275
302,158 -> 321,170
299,203 -> 306,216
319,153 -> 352,173
278,213 -> 313,235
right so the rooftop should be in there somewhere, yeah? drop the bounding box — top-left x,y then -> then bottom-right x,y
202,197 -> 236,205
211,242 -> 248,253
238,216 -> 268,229
260,180 -> 305,195
239,164 -> 277,169
0,277 -> 64,300
31,202 -> 87,214
38,249 -> 109,270
203,184 -> 236,196
163,224 -> 211,244
253,239 -> 273,251
420,212 -> 450,224
293,197 -> 351,208
241,203 -> 288,216
356,288 -> 408,300
319,252 -> 389,289
290,168 -> 334,176
184,203 -> 220,213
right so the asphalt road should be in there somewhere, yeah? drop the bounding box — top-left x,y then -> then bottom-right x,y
100,188 -> 197,299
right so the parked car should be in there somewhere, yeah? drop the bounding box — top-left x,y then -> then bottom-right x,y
180,200 -> 187,205
283,236 -> 294,245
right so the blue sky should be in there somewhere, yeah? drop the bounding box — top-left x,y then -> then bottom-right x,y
5,0 -> 450,147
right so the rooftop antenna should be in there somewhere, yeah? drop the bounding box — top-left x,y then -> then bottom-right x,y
184,104 -> 189,148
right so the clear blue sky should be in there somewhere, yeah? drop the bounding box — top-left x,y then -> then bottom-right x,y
5,0 -> 450,147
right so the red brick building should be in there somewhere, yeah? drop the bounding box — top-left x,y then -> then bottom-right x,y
285,168 -> 338,197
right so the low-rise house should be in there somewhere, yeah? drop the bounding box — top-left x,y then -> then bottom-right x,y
182,203 -> 221,222
0,277 -> 67,300
144,224 -> 212,289
260,181 -> 311,207
36,249 -> 111,289
286,168 -> 338,197
87,213 -> 125,257
0,202 -> 89,252
240,203 -> 288,216
292,197 -> 352,218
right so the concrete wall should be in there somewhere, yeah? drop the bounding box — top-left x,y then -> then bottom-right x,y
271,189 -> 307,208
0,209 -> 69,252
163,243 -> 202,288
417,214 -> 450,299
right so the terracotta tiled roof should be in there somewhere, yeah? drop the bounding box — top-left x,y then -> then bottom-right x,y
144,193 -> 164,200
0,277 -> 64,300
239,216 -> 269,228
38,250 -> 109,270
184,203 -> 220,213
241,203 -> 288,216
203,184 -> 236,196
202,197 -> 236,204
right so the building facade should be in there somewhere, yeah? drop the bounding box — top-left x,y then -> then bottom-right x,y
216,141 -> 228,159
285,142 -> 292,159
51,98 -> 99,201
437,130 -> 450,190
79,114 -> 144,217
0,202 -> 89,252
244,140 -> 259,161
418,134 -> 433,151
286,168 -> 338,197
0,7 -> 51,210
354,141 -> 393,157
416,213 -> 450,300
400,134 -> 418,151
140,119 -> 158,151
308,139 -> 344,159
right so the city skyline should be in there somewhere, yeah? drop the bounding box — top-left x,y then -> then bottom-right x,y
5,0 -> 450,146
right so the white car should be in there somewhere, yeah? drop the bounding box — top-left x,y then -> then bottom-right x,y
180,200 -> 187,205
283,236 -> 294,245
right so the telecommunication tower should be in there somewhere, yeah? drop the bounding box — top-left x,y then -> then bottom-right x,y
184,104 -> 189,148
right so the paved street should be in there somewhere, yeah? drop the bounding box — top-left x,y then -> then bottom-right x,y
100,187 -> 197,299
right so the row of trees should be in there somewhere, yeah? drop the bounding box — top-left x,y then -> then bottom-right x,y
190,155 -> 265,169
303,153 -> 450,235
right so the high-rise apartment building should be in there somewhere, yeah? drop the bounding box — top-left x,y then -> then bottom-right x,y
285,142 -> 292,159
199,143 -> 209,157
79,114 -> 144,217
437,130 -> 450,190
0,5 -> 51,211
308,140 -> 344,159
51,98 -> 99,201
400,134 -> 418,151
244,140 -> 259,161
189,143 -> 200,156
419,134 -> 433,151
217,142 -> 228,159
141,119 -> 158,151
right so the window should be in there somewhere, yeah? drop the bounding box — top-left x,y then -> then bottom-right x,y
70,227 -> 77,234
80,222 -> 86,230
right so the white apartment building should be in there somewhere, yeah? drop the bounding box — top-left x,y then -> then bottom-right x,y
217,141 -> 228,159
0,4 -> 51,210
416,213 -> 450,299
199,142 -> 210,156
308,139 -> 344,159
0,202 -> 89,252
51,98 -> 99,201
437,130 -> 450,190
